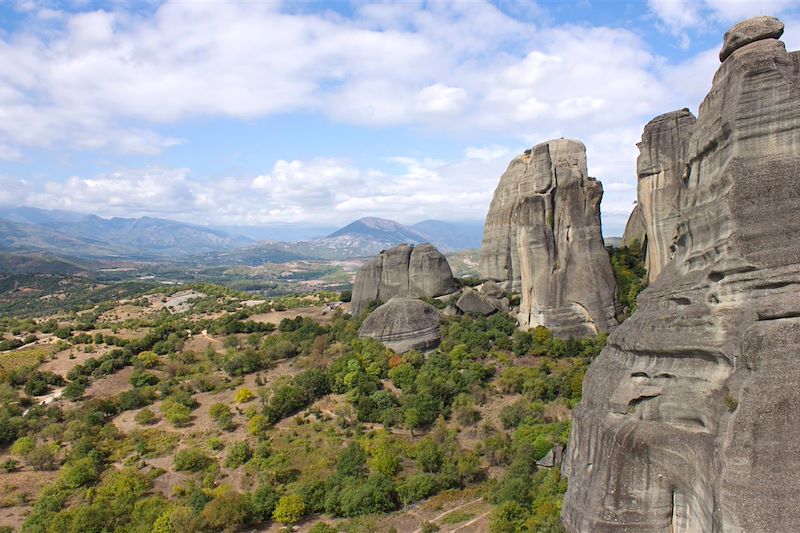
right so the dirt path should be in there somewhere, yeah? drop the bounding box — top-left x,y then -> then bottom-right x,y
24,386 -> 65,415
451,509 -> 492,531
411,497 -> 484,533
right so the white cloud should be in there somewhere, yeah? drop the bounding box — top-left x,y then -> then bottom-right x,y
5,1 -> 799,236
648,0 -> 798,33
647,0 -> 701,33
465,145 -> 512,161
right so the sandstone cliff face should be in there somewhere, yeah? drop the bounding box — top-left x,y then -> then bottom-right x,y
620,203 -> 645,247
350,243 -> 458,315
479,139 -> 617,337
636,108 -> 696,283
563,17 -> 800,533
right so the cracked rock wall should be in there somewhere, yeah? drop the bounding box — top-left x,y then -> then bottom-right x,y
563,16 -> 800,533
479,139 -> 617,337
350,243 -> 458,315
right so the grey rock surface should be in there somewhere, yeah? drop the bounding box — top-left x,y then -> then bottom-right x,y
620,203 -> 645,248
478,280 -> 505,299
479,139 -> 617,337
719,15 -> 784,62
455,288 -> 505,316
357,298 -> 441,353
563,17 -> 800,533
350,243 -> 458,315
636,108 -> 696,283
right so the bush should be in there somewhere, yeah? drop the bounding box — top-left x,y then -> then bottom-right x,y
62,380 -> 87,401
334,474 -> 398,517
134,408 -> 158,425
250,483 -> 280,523
11,435 -> 35,456
61,457 -> 100,488
225,441 -> 253,469
210,403 -> 235,432
26,445 -> 57,471
309,523 -> 338,533
130,371 -> 159,388
398,473 -> 439,505
202,492 -> 253,531
273,494 -> 306,525
235,387 -> 255,403
336,443 -> 367,478
174,448 -> 212,472
162,401 -> 192,426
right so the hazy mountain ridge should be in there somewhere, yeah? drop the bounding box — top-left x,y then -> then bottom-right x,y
0,207 -> 252,258
0,208 -> 484,265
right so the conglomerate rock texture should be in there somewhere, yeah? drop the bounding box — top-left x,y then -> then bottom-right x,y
350,243 -> 458,315
636,108 -> 696,283
479,139 -> 617,337
563,17 -> 800,533
357,298 -> 441,353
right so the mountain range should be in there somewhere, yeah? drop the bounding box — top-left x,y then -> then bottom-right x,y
0,207 -> 485,265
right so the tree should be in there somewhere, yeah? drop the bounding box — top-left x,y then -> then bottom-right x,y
202,492 -> 253,531
336,443 -> 367,478
272,494 -> 305,526
249,484 -> 280,523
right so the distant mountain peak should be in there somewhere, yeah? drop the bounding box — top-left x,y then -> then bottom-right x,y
326,216 -> 422,239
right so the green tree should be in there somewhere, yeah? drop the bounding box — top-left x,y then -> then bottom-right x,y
272,494 -> 305,526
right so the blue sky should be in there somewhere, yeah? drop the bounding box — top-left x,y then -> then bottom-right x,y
1,0 -> 799,237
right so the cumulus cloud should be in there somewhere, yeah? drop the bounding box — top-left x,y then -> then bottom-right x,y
648,0 -> 797,32
5,0 -> 799,236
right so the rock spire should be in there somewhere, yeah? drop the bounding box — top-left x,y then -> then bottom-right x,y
479,139 -> 617,337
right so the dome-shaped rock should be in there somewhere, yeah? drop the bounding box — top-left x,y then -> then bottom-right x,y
357,298 -> 441,353
719,15 -> 784,62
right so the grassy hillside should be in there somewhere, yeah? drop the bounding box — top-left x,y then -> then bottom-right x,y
0,283 -> 604,533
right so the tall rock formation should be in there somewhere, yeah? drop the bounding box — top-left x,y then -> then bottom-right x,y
479,139 -> 617,337
620,203 -> 645,248
350,243 -> 458,315
563,16 -> 800,533
636,108 -> 696,283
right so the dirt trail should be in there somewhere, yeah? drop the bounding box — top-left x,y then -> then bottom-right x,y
411,497 -> 484,533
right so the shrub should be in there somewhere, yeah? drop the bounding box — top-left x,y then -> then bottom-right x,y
248,414 -> 270,438
130,371 -> 159,388
250,483 -> 280,523
201,492 -> 253,531
273,494 -> 306,525
724,393 -> 739,412
135,408 -> 158,425
11,435 -> 35,456
335,474 -> 398,517
61,457 -> 100,488
398,473 -> 439,505
62,380 -> 87,401
162,401 -> 192,427
336,443 -> 367,478
210,403 -> 235,432
309,523 -> 338,533
26,445 -> 57,471
224,441 -> 253,469
174,449 -> 212,472
235,387 -> 255,403
137,351 -> 160,368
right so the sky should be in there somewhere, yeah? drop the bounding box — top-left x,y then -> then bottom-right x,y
1,0 -> 799,237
